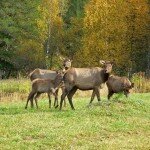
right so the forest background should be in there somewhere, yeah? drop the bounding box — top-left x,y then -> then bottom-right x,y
0,0 -> 150,78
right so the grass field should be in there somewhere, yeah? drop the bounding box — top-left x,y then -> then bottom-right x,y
0,93 -> 150,150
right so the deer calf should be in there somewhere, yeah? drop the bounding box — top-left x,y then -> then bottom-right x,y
25,72 -> 64,109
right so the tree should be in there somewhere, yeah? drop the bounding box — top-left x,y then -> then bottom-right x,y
75,0 -> 150,75
0,0 -> 45,77
37,0 -> 66,69
61,0 -> 87,61
126,0 -> 150,74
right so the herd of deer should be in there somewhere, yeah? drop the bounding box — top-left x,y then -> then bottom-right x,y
25,58 -> 134,110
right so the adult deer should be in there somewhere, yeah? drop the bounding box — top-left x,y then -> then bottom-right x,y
106,75 -> 134,100
59,60 -> 113,110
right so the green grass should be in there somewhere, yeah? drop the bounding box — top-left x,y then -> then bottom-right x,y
0,79 -> 30,93
0,93 -> 150,150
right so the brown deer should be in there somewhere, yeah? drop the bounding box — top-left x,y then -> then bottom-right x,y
106,75 -> 134,100
25,71 -> 64,109
59,60 -> 113,110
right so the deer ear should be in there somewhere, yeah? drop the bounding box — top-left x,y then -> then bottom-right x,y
99,60 -> 105,65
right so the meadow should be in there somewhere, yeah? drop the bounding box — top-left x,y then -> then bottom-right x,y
0,79 -> 150,150
1,0 -> 149,149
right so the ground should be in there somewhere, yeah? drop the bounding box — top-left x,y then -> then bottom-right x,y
0,93 -> 150,150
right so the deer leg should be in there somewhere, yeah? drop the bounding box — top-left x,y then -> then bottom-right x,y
34,92 -> 41,109
54,89 -> 58,107
67,87 -> 77,110
25,91 -> 35,109
89,90 -> 96,105
59,86 -> 72,110
95,87 -> 101,104
61,87 -> 66,107
107,91 -> 114,105
59,89 -> 68,110
25,98 -> 30,109
48,93 -> 51,108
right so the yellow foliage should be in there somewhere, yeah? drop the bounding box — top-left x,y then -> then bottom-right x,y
37,0 -> 64,43
74,0 -> 149,74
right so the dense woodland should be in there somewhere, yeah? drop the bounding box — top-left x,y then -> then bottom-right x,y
0,0 -> 150,78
